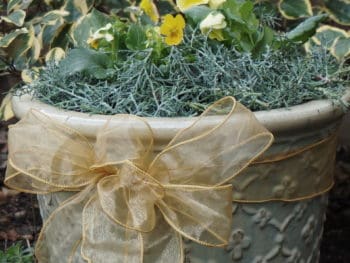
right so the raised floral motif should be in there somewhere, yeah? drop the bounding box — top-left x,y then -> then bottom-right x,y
252,255 -> 268,263
293,203 -> 307,221
301,215 -> 316,245
273,176 -> 298,199
286,248 -> 305,263
226,229 -> 251,260
252,208 -> 272,228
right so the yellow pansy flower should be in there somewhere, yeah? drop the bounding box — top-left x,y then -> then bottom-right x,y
176,0 -> 209,12
140,0 -> 159,23
160,14 -> 186,46
200,12 -> 227,41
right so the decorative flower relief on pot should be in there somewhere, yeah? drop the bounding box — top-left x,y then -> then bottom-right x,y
301,215 -> 317,245
282,247 -> 305,263
252,208 -> 272,229
293,202 -> 307,221
273,176 -> 298,198
225,229 -> 251,260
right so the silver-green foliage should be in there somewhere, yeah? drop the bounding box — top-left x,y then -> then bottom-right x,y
23,35 -> 349,117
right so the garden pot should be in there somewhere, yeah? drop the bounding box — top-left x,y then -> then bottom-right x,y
10,94 -> 349,263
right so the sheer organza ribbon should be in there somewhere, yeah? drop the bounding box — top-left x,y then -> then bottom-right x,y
5,97 -> 274,263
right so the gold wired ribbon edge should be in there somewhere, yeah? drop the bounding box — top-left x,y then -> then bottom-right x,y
3,96 -> 334,262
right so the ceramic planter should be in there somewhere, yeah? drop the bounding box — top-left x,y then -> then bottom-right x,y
11,94 -> 349,263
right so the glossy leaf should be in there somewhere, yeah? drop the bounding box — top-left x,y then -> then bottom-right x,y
278,0 -> 312,19
0,93 -> 14,121
312,25 -> 348,49
42,10 -> 70,24
0,28 -> 28,48
184,5 -> 212,24
286,14 -> 327,42
1,10 -> 26,26
323,0 -> 350,25
126,24 -> 147,50
5,27 -> 34,61
63,0 -> 94,23
45,47 -> 66,62
7,0 -> 21,13
60,48 -> 111,79
331,36 -> 350,60
40,19 -> 65,46
71,9 -> 112,47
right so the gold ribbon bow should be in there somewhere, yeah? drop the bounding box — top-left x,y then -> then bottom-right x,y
5,97 -> 273,263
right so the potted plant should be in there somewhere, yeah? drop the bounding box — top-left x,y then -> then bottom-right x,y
4,0 -> 350,262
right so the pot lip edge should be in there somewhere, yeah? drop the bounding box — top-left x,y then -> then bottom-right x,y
11,93 -> 349,133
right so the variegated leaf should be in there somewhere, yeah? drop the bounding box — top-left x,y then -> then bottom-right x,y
278,0 -> 313,20
331,36 -> 350,60
0,93 -> 14,121
312,25 -> 348,49
45,47 -> 66,63
0,28 -> 28,48
1,9 -> 26,26
323,0 -> 350,25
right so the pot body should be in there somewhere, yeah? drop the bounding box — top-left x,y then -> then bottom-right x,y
12,95 -> 346,263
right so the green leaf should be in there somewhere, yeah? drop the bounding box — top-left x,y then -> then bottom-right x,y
183,5 -> 212,24
42,10 -> 69,24
0,28 -> 28,47
323,0 -> 350,25
239,1 -> 259,30
71,9 -> 112,47
40,19 -> 65,46
7,0 -> 21,13
331,36 -> 350,60
312,25 -> 348,49
60,48 -> 111,78
239,1 -> 254,20
1,9 -> 26,26
125,24 -> 147,50
286,14 -> 327,42
278,0 -> 312,19
0,93 -> 14,121
252,26 -> 274,56
5,27 -> 33,61
45,47 -> 66,62
222,0 -> 245,24
51,23 -> 71,49
62,0 -> 85,23
73,0 -> 94,15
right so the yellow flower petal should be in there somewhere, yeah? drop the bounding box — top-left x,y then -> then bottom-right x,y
140,0 -> 159,23
176,0 -> 209,12
200,12 -> 227,36
160,14 -> 186,46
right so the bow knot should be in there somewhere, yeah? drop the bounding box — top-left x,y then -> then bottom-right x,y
5,97 -> 273,263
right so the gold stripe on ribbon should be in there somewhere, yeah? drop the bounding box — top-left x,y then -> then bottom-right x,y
5,97 -> 274,263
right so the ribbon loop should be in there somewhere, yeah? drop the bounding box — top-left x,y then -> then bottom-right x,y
149,97 -> 274,186
94,115 -> 154,170
5,96 -> 274,263
6,110 -> 98,193
158,184 -> 232,247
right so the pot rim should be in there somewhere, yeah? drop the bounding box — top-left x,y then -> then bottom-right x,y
11,93 -> 349,137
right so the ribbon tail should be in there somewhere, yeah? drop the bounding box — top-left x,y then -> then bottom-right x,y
157,185 -> 232,247
82,194 -> 143,263
68,239 -> 86,263
142,210 -> 183,263
35,185 -> 95,263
